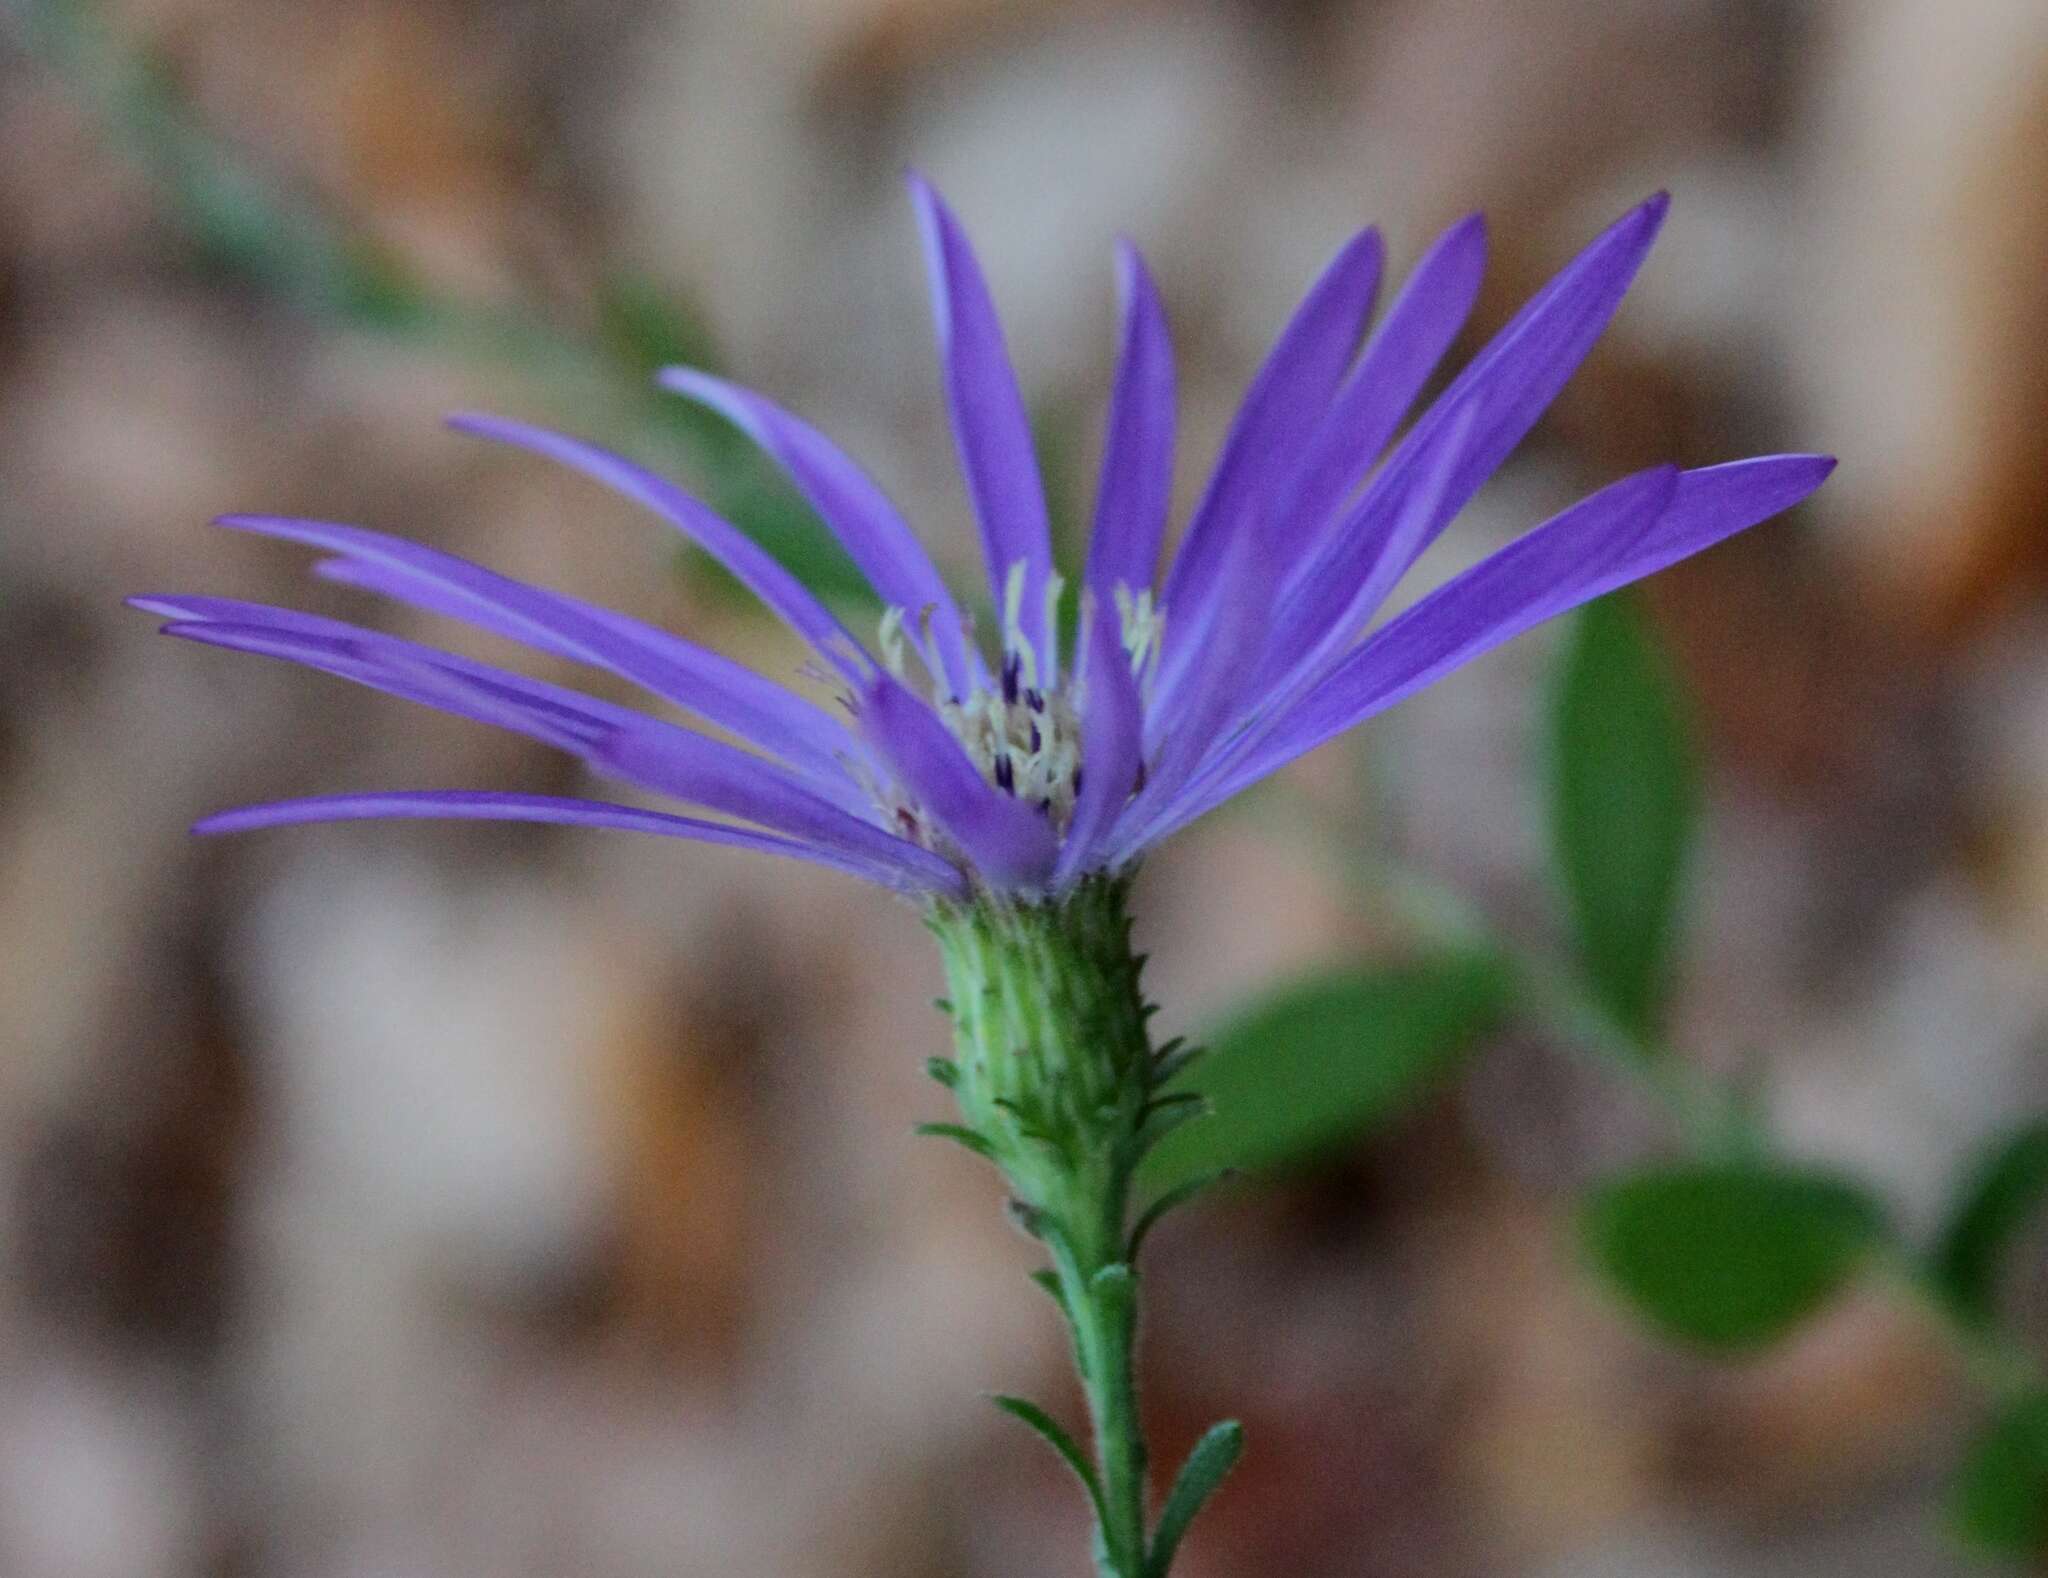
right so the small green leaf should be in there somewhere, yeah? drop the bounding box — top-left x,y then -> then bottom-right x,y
992,1395 -> 1106,1523
1933,1121 -> 2048,1329
1146,1420 -> 1244,1578
913,1122 -> 995,1160
1134,1093 -> 1211,1157
1950,1391 -> 2048,1560
1139,952 -> 1508,1193
1547,590 -> 1699,1046
593,276 -> 875,611
1150,1038 -> 1203,1086
1579,1162 -> 1886,1351
1129,1172 -> 1230,1261
1028,1267 -> 1071,1319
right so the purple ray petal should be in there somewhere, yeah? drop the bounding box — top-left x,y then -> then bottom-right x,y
444,413 -> 873,683
214,513 -> 866,772
908,176 -> 1057,679
192,790 -> 964,896
656,366 -> 979,698
154,613 -> 612,750
1241,398 -> 1480,724
1266,194 -> 1670,671
1589,454 -> 1836,595
1084,240 -> 1177,603
1118,465 -> 1684,855
142,593 -> 872,814
1151,224 -> 1385,707
153,615 -> 951,887
162,572 -> 870,800
1275,213 -> 1487,545
1222,455 -> 1835,822
858,672 -> 1058,890
1117,521 -> 1279,843
1053,599 -> 1145,888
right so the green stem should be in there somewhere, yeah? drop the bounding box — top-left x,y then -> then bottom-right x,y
1058,1205 -> 1148,1577
929,878 -> 1230,1578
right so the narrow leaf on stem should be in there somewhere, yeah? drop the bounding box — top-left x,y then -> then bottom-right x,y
1146,1420 -> 1244,1578
1129,1172 -> 1230,1262
913,1121 -> 996,1159
992,1395 -> 1109,1525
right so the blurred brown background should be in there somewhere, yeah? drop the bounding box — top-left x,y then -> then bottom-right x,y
4,0 -> 2048,1573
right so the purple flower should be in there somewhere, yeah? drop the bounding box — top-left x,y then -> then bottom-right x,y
135,178 -> 1832,903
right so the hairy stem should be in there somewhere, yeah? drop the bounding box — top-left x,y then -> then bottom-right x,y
1058,1200 -> 1148,1576
928,876 -> 1229,1578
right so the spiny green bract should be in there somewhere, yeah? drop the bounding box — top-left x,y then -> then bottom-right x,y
924,874 -> 1196,1263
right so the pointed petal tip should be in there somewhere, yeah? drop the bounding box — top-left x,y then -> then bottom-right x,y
653,363 -> 718,396
1425,209 -> 1490,255
1774,451 -> 1839,499
907,176 -> 958,325
1637,461 -> 1685,503
905,168 -> 948,229
1441,210 -> 1489,258
192,801 -> 294,836
445,410 -> 575,449
1111,235 -> 1166,314
654,365 -> 745,420
443,410 -> 510,439
1337,223 -> 1386,271
1587,190 -> 1671,254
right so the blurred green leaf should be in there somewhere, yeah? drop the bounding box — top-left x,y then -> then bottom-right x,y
1140,952 -> 1509,1194
1579,1162 -> 1886,1352
1547,590 -> 1699,1047
1933,1121 -> 2048,1330
588,276 -> 877,612
1031,396 -> 1090,654
597,273 -> 724,378
1951,1391 -> 2048,1562
684,461 -> 877,613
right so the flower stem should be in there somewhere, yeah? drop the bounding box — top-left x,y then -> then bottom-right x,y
1056,1205 -> 1149,1576
927,876 -> 1232,1578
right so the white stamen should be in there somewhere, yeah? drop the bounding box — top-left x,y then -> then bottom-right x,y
866,579 -> 1163,863
1040,569 -> 1066,685
1000,561 -> 1041,693
878,606 -> 910,679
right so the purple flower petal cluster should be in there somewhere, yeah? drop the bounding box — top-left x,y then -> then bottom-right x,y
136,178 -> 1832,902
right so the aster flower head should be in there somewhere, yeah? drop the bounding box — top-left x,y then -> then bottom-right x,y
136,177 -> 1831,904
